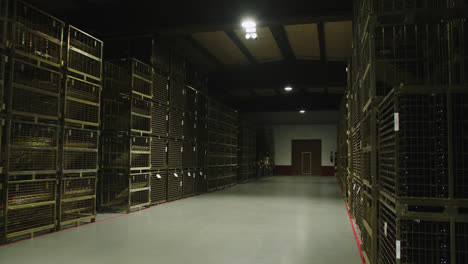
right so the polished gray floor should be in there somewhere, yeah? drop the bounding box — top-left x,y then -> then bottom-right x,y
0,176 -> 361,264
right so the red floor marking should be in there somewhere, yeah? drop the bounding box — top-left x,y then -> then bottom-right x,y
335,176 -> 366,264
0,184 -> 238,248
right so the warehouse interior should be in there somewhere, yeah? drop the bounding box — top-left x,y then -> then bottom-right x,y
0,0 -> 467,263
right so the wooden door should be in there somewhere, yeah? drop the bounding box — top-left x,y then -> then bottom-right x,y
292,140 -> 321,175
302,152 -> 312,175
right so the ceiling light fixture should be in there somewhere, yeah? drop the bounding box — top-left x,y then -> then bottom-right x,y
242,19 -> 257,40
299,110 -> 306,114
284,86 -> 293,92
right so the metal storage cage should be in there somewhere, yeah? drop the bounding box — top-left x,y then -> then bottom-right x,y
184,113 -> 195,141
0,0 -> 8,48
99,170 -> 151,212
183,169 -> 196,197
170,51 -> 185,82
454,93 -> 468,198
65,25 -> 103,83
196,92 -> 208,117
182,141 -> 196,168
4,173 -> 57,241
169,80 -> 186,111
152,40 -> 171,75
196,117 -> 208,143
58,172 -> 97,228
62,127 -> 99,172
167,169 -> 183,201
151,102 -> 168,137
153,72 -> 169,105
9,58 -> 62,123
196,143 -> 207,168
168,139 -> 182,169
64,76 -> 101,127
195,169 -> 207,194
101,97 -> 152,135
168,108 -> 184,139
108,58 -> 153,99
185,87 -> 196,113
10,0 -> 65,67
151,136 -> 167,169
150,170 -> 167,204
101,133 -> 151,170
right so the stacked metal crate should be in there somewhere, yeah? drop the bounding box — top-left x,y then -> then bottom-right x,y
60,25 -> 102,229
1,1 -> 63,242
195,91 -> 208,194
207,99 -> 238,191
344,1 -> 468,263
101,59 -> 152,212
238,119 -> 257,183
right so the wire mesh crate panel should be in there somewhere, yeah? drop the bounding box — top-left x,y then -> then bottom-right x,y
101,98 -> 128,131
12,59 -> 61,94
9,148 -> 57,171
352,129 -> 362,178
183,171 -> 195,196
10,121 -> 58,147
378,199 -> 397,264
169,80 -> 186,110
168,140 -> 182,168
351,179 -> 363,229
60,197 -> 95,223
152,42 -> 170,74
186,88 -> 196,113
130,59 -> 153,81
131,114 -> 151,133
456,222 -> 468,263
131,135 -> 151,152
102,61 -> 130,98
184,115 -> 195,140
150,171 -> 167,203
101,135 -> 130,168
197,93 -> 208,117
454,93 -> 468,198
61,173 -> 97,200
132,76 -> 152,98
6,203 -> 55,237
169,109 -> 184,138
66,77 -> 100,104
130,153 -> 150,169
63,150 -> 98,170
197,144 -> 207,168
132,97 -> 152,116
68,26 -> 102,59
65,99 -> 99,125
67,49 -> 102,81
130,189 -> 150,207
64,127 -> 98,149
7,177 -> 56,207
196,118 -> 208,142
151,138 -> 167,169
151,103 -> 167,136
130,172 -> 150,190
182,141 -> 195,168
378,92 -> 396,194
167,171 -> 183,201
195,169 -> 207,193
170,52 -> 186,80
153,72 -> 168,104
12,85 -> 60,119
99,171 -> 128,206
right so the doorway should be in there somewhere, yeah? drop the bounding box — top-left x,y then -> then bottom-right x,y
292,140 -> 321,175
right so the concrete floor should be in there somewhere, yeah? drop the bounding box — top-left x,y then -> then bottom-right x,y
0,176 -> 361,264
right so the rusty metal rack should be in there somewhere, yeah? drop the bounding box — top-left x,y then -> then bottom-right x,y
167,169 -> 183,201
9,58 -> 62,123
150,170 -> 167,204
9,0 -> 65,68
64,76 -> 101,128
3,173 -> 57,242
65,25 -> 103,83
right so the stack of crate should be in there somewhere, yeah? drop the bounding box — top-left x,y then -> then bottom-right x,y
101,58 -> 152,212
336,95 -> 349,200
195,91 -> 208,194
345,1 -> 468,263
60,25 -> 102,229
207,99 -> 238,191
238,119 -> 257,183
150,46 -> 169,205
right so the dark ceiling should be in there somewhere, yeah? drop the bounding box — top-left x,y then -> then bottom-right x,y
26,0 -> 353,112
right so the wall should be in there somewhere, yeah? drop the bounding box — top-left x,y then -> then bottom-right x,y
243,111 -> 339,176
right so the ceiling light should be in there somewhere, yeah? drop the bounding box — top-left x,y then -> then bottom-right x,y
299,110 -> 306,114
284,86 -> 293,91
250,33 -> 258,39
242,20 -> 256,28
245,33 -> 251,39
246,27 -> 256,33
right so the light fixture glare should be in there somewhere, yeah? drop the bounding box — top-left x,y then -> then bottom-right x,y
246,27 -> 256,33
242,20 -> 256,28
299,110 -> 306,114
284,86 -> 293,91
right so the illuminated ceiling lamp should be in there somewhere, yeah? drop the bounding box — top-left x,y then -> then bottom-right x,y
299,109 -> 306,114
242,19 -> 257,40
284,86 -> 293,92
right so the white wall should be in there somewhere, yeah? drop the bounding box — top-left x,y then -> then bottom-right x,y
273,124 -> 337,166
